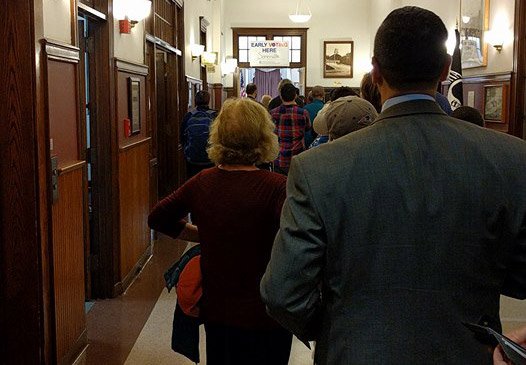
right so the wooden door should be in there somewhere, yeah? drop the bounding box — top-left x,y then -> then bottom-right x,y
45,40 -> 88,364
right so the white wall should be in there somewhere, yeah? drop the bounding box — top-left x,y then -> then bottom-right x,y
184,0 -> 216,80
223,0 -> 373,88
209,0 -> 225,84
479,0 -> 515,76
43,0 -> 72,44
113,0 -> 145,64
370,0 -> 515,76
113,21 -> 145,64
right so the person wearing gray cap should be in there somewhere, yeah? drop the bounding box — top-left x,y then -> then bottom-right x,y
314,95 -> 377,141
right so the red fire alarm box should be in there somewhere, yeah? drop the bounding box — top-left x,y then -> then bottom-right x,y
119,19 -> 132,34
123,118 -> 131,137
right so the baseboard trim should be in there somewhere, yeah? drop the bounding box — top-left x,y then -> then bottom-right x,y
58,329 -> 88,365
113,244 -> 153,297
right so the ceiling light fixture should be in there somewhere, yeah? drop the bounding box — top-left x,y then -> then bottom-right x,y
289,0 -> 311,23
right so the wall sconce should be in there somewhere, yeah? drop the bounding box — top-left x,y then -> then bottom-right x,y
485,29 -> 505,53
116,0 -> 152,34
202,51 -> 218,72
221,58 -> 238,76
485,14 -> 513,53
191,44 -> 205,61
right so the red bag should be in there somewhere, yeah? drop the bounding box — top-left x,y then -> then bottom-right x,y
175,255 -> 202,317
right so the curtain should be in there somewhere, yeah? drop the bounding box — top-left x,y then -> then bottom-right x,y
253,69 -> 282,100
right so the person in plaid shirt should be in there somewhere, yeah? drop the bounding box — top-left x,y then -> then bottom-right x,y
270,83 -> 311,175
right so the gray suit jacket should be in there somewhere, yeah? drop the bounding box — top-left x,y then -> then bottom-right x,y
261,100 -> 526,364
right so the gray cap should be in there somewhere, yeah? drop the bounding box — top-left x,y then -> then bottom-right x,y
321,96 -> 378,140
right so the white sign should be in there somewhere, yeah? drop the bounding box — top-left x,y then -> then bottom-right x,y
249,41 -> 289,67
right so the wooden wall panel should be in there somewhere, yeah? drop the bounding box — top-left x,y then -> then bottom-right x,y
155,0 -> 175,45
48,60 -> 79,166
442,72 -> 512,134
52,165 -> 87,362
115,59 -> 151,291
115,62 -> 148,148
118,141 -> 151,281
210,83 -> 224,110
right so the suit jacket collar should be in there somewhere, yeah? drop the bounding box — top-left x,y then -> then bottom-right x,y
375,99 -> 447,123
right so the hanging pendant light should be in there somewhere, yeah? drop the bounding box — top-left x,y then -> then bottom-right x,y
289,0 -> 311,23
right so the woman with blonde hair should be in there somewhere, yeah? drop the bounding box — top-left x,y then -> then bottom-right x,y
148,98 -> 292,364
260,94 -> 272,109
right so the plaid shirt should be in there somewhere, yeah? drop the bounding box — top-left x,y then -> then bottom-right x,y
271,104 -> 311,171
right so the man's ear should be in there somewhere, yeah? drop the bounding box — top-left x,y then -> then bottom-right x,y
371,57 -> 383,87
439,54 -> 452,82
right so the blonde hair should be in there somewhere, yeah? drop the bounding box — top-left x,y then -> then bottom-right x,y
261,94 -> 272,109
207,98 -> 279,165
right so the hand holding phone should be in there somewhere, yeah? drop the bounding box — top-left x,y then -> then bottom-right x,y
493,326 -> 526,365
463,322 -> 526,365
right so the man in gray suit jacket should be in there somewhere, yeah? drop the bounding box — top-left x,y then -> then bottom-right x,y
261,6 -> 526,364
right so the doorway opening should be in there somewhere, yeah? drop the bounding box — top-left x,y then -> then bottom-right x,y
239,67 -> 306,100
78,5 -> 111,300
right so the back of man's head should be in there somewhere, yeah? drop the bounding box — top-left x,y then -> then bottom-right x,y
451,106 -> 485,127
311,86 -> 325,99
278,79 -> 292,92
330,87 -> 358,102
246,83 -> 257,96
280,83 -> 297,103
195,90 -> 211,106
373,6 -> 449,91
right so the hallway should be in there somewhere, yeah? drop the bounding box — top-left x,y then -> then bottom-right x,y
86,236 -> 313,364
3,1 -> 526,363
85,236 -> 526,364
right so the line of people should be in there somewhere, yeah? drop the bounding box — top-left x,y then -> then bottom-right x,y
151,6 -> 526,365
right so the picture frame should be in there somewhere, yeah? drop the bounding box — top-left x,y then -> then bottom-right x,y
460,0 -> 490,69
483,84 -> 508,123
323,41 -> 353,79
128,77 -> 141,135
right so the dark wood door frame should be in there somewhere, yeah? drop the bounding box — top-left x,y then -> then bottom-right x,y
146,0 -> 187,197
1,0 -> 54,363
511,0 -> 526,139
232,27 -> 308,70
77,0 -> 120,299
200,16 -> 208,87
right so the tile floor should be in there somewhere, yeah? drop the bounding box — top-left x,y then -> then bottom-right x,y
87,236 -> 526,364
123,289 -> 313,365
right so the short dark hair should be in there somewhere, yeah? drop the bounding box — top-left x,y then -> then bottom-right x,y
451,106 -> 485,127
360,73 -> 382,112
246,83 -> 257,95
330,87 -> 358,102
280,83 -> 297,102
195,90 -> 211,106
374,6 -> 448,91
311,86 -> 325,99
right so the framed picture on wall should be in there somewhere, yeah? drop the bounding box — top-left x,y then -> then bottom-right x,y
483,84 -> 508,123
128,77 -> 141,134
323,41 -> 353,78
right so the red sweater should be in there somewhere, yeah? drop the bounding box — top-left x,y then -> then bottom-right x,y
148,167 -> 287,329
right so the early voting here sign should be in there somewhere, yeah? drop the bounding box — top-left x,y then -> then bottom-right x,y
249,41 -> 290,67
